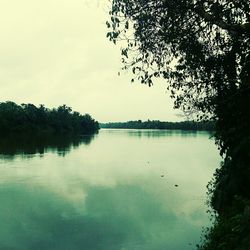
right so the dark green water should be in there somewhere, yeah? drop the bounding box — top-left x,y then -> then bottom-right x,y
0,129 -> 220,250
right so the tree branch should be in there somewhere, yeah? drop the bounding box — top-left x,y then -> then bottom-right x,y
194,5 -> 250,36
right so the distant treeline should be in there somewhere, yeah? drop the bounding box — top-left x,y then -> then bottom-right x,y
0,101 -> 99,135
101,120 -> 214,131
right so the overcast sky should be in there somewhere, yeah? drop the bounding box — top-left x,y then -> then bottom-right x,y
0,0 -> 182,122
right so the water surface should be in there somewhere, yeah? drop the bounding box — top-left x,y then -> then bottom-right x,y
0,129 -> 221,250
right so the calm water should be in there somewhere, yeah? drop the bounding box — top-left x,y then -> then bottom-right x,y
0,129 -> 221,250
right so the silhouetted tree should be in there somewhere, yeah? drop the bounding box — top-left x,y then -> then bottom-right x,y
0,102 -> 99,135
107,1 -> 250,248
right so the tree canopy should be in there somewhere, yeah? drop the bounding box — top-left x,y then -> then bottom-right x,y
0,101 -> 99,135
107,0 -> 249,117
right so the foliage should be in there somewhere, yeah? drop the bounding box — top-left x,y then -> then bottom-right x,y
107,0 -> 250,248
107,0 -> 250,119
101,120 -> 214,131
198,197 -> 250,250
0,101 -> 99,135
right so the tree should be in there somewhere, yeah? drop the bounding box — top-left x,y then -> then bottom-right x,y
107,0 -> 250,248
107,0 -> 249,113
0,102 -> 99,135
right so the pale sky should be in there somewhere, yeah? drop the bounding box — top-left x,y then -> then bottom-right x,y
0,0 -> 182,122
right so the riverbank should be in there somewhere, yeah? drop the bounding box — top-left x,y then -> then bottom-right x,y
101,120 -> 214,131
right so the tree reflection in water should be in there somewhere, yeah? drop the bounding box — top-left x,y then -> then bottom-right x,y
0,133 -> 97,160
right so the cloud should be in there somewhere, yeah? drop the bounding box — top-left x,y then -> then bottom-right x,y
0,0 -> 180,122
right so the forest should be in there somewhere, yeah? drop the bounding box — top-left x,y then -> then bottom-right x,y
0,101 -> 99,135
101,120 -> 214,131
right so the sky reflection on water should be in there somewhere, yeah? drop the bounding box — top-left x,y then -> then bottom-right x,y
0,129 -> 221,250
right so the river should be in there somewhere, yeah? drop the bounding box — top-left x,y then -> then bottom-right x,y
0,129 -> 221,250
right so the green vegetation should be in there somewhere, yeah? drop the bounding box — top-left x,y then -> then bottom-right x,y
101,120 -> 214,131
0,101 -> 99,135
107,0 -> 250,249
